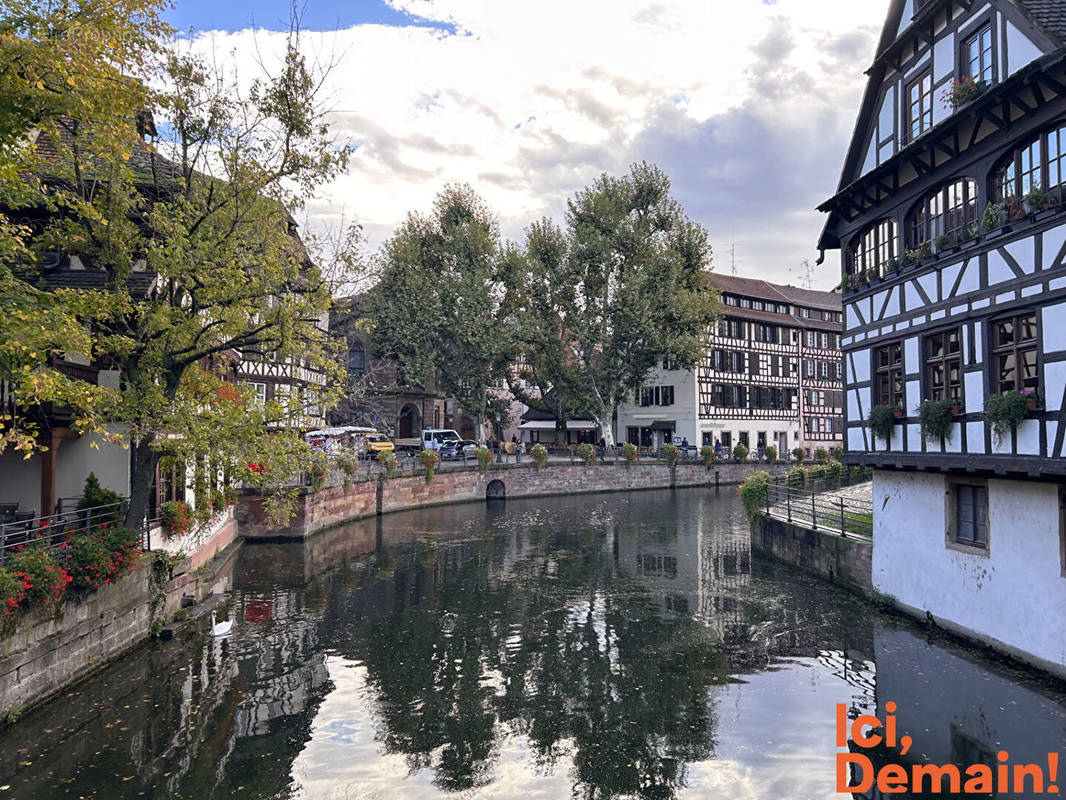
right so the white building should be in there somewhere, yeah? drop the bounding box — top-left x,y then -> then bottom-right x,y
615,274 -> 843,457
819,0 -> 1066,676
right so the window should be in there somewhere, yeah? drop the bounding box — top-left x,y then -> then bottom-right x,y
907,70 -> 933,141
875,342 -> 904,407
661,386 -> 675,406
951,481 -> 988,549
964,24 -> 994,84
250,382 -> 267,408
994,122 -> 1066,206
347,342 -> 366,377
907,178 -> 979,250
719,318 -> 745,339
991,311 -> 1038,394
924,328 -> 962,402
848,219 -> 898,279
836,362 -> 844,380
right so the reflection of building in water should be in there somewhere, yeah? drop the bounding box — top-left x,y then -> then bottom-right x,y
615,495 -> 752,642
849,626 -> 1066,800
232,589 -> 330,737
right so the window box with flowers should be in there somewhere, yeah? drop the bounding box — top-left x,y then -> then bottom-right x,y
944,76 -> 987,109
161,500 -> 193,540
984,389 -> 1039,444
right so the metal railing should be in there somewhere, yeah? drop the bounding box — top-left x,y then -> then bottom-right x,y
763,482 -> 873,539
0,501 -> 140,567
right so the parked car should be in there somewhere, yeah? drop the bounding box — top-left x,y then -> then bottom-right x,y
439,439 -> 479,460
365,433 -> 395,458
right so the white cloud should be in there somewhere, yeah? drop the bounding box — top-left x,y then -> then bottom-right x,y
182,0 -> 891,289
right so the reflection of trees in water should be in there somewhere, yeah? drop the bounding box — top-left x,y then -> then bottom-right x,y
353,522 -> 726,799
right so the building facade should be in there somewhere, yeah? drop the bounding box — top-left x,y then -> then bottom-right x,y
329,297 -> 446,439
819,0 -> 1066,675
615,274 -> 843,458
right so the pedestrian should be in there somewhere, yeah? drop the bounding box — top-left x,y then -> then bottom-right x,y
511,434 -> 518,444
714,439 -> 722,458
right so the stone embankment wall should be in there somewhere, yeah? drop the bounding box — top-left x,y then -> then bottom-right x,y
751,514 -> 874,597
0,512 -> 240,718
238,462 -> 790,540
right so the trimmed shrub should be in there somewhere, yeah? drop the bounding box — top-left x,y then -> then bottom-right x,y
621,443 -> 638,467
792,447 -> 806,463
576,443 -> 595,466
476,446 -> 493,470
763,445 -> 777,464
662,443 -> 680,469
732,443 -> 749,463
531,444 -> 548,471
738,471 -> 772,519
833,447 -> 844,460
700,445 -> 714,468
77,473 -> 122,522
815,447 -> 829,462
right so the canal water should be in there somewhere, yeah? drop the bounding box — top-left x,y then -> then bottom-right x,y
0,489 -> 1064,799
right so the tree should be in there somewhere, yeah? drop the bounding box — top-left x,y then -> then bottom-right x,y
367,185 -> 512,441
0,1 -> 357,528
508,163 -> 720,445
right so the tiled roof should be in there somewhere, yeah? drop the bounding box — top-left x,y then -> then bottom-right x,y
1015,0 -> 1066,47
705,272 -> 841,312
45,269 -> 158,300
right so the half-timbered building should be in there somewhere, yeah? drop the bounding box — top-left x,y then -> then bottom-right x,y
819,0 -> 1066,676
615,274 -> 843,457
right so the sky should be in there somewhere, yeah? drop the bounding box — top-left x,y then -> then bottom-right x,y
168,0 -> 892,290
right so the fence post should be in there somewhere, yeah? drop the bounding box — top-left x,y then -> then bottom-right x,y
714,470 -> 720,490
786,492 -> 791,523
811,493 -> 817,530
840,497 -> 846,536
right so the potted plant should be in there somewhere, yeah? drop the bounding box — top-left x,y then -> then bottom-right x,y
621,442 -> 638,467
840,274 -> 851,292
419,448 -> 440,482
918,398 -> 955,443
475,446 -> 493,471
981,201 -> 1005,234
662,443 -> 680,469
1006,195 -> 1026,222
815,447 -> 830,462
869,404 -> 899,443
1021,388 -> 1041,410
732,443 -> 749,463
700,444 -> 715,468
984,390 -> 1032,444
376,450 -> 397,477
763,444 -> 777,464
934,233 -> 953,254
530,443 -> 548,471
1024,185 -> 1051,214
791,447 -> 806,464
900,250 -> 917,268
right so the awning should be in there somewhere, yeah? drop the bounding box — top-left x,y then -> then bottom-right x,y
518,420 -> 597,431
650,421 -> 676,431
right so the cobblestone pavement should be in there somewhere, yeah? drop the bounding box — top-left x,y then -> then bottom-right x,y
819,481 -> 873,504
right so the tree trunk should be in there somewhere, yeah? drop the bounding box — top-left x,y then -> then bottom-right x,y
124,432 -> 159,531
596,408 -> 616,448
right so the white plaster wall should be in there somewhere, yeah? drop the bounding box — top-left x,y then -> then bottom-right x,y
55,427 -> 130,503
1006,21 -> 1044,77
0,450 -> 43,512
616,367 -> 699,445
872,471 -> 1066,670
1044,224 -> 1066,269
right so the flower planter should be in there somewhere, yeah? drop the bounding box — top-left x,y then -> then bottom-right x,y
984,225 -> 1009,239
893,409 -> 905,419
950,405 -> 961,415
1034,208 -> 1059,223
1026,399 -> 1039,411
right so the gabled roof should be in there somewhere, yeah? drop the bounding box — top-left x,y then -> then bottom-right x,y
1015,0 -> 1066,48
705,273 -> 841,313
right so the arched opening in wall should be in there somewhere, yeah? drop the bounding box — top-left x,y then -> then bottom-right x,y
486,479 -> 506,500
399,404 -> 421,440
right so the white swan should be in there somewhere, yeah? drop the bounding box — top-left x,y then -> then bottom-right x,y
209,610 -> 233,637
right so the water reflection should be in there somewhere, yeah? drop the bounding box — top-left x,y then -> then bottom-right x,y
0,489 -> 1062,800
